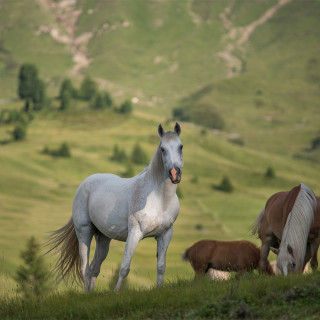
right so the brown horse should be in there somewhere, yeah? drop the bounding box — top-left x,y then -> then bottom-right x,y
252,183 -> 320,275
182,239 -> 274,276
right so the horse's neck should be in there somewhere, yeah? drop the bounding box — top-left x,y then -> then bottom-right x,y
148,147 -> 166,182
146,147 -> 177,195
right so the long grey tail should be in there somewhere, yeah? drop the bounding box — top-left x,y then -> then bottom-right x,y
46,217 -> 81,284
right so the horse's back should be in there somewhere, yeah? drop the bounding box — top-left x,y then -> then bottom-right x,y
186,240 -> 260,272
263,189 -> 294,238
264,184 -> 316,239
211,240 -> 260,270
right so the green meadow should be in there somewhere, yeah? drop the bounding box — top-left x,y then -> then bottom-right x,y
1,100 -> 320,296
1,0 -> 320,317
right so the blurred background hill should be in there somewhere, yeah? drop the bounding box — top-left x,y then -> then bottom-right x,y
1,0 -> 320,293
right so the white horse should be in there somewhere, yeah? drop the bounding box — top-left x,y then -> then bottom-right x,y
47,123 -> 183,292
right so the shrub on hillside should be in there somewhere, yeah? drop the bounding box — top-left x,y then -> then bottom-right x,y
119,100 -> 133,114
122,161 -> 135,178
190,103 -> 225,130
12,123 -> 27,141
131,143 -> 148,165
110,144 -> 127,163
0,109 -> 29,125
228,137 -> 244,146
310,136 -> 320,150
172,108 -> 190,121
91,93 -> 107,109
265,166 -> 275,178
15,236 -> 52,299
213,176 -> 234,193
43,142 -> 71,158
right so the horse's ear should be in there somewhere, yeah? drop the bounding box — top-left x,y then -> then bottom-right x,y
158,124 -> 165,137
287,244 -> 294,257
174,122 -> 181,136
270,247 -> 279,255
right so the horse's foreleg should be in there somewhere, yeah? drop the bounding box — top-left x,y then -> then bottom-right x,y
115,228 -> 142,293
156,226 -> 173,287
89,232 -> 111,292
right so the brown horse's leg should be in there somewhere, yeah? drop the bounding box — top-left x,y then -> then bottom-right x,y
260,240 -> 271,273
310,240 -> 320,271
192,262 -> 208,278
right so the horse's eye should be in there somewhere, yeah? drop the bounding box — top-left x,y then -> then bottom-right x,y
291,262 -> 296,269
160,147 -> 165,153
179,145 -> 183,150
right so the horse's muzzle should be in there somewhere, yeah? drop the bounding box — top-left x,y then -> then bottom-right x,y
169,167 -> 181,184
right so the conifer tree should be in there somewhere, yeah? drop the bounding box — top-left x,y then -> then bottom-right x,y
32,78 -> 47,110
119,99 -> 133,114
18,64 -> 38,100
15,237 -> 52,299
60,90 -> 71,110
59,78 -> 75,99
91,93 -> 106,109
80,76 -> 98,101
131,143 -> 148,165
105,92 -> 113,107
18,64 -> 47,111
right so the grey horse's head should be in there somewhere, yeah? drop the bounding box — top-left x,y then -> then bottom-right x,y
158,122 -> 183,184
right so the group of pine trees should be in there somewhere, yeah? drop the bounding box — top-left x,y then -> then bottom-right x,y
17,63 -> 132,114
2,63 -> 133,142
58,76 -> 115,111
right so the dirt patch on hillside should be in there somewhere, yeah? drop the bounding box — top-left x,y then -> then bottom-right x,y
218,0 -> 293,78
36,0 -> 92,75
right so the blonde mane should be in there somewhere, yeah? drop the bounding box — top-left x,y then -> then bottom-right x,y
278,183 -> 317,270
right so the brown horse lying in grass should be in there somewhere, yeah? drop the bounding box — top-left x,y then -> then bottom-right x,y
182,239 -> 274,277
253,183 -> 320,275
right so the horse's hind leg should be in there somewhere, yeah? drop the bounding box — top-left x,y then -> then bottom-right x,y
77,225 -> 95,293
310,239 -> 320,271
89,232 -> 111,291
73,187 -> 95,293
259,235 -> 273,273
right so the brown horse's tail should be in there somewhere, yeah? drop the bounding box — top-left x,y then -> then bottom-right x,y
181,248 -> 190,262
251,207 -> 265,237
46,217 -> 82,284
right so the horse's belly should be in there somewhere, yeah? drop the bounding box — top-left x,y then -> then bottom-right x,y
98,224 -> 128,241
89,189 -> 129,241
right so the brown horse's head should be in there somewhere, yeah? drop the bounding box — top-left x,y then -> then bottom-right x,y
271,244 -> 300,275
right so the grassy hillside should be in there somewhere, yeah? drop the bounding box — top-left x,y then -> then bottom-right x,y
1,273 -> 320,319
176,0 -> 320,156
1,100 -> 320,296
